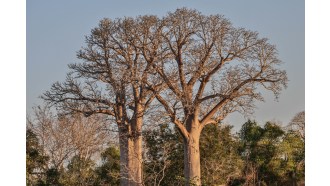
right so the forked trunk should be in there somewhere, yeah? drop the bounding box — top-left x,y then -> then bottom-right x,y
183,120 -> 201,186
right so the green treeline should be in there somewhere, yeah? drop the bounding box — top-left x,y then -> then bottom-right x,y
27,119 -> 304,186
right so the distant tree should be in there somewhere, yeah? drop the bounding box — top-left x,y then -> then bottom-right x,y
26,129 -> 49,186
143,124 -> 185,186
256,122 -> 285,185
238,120 -> 304,185
43,167 -> 64,186
60,155 -> 97,186
279,112 -> 305,186
200,124 -> 244,185
272,111 -> 305,186
237,120 -> 262,185
94,146 -> 121,185
28,105 -> 110,170
288,111 -> 305,141
28,105 -> 113,186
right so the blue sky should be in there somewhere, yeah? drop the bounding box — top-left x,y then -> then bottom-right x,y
27,0 -> 304,130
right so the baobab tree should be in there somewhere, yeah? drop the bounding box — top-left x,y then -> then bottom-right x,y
42,16 -> 164,186
145,8 -> 288,185
42,8 -> 287,185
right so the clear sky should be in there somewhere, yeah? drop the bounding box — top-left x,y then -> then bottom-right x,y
27,0 -> 304,130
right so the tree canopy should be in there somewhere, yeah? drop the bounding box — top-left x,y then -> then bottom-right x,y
36,8 -> 291,186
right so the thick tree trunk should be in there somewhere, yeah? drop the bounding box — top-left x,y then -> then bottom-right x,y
118,118 -> 143,186
183,119 -> 201,186
130,132 -> 143,185
119,125 -> 131,186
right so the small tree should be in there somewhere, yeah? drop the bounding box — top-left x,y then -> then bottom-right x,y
61,155 -> 97,186
143,124 -> 185,186
95,146 -> 121,185
280,111 -> 305,185
28,105 -> 111,171
278,131 -> 305,186
26,129 -> 49,185
288,111 -> 305,141
200,124 -> 243,185
238,120 -> 295,185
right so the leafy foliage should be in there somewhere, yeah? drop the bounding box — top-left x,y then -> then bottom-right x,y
26,129 -> 49,185
277,131 -> 305,185
238,120 -> 305,185
200,124 -> 244,185
60,156 -> 97,186
143,124 -> 185,186
27,114 -> 304,185
94,146 -> 121,185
